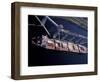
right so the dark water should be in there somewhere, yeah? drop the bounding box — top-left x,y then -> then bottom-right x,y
28,45 -> 88,66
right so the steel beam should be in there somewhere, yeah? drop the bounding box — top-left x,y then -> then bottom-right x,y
35,16 -> 51,36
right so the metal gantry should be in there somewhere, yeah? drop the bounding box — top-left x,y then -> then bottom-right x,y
35,16 -> 87,47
